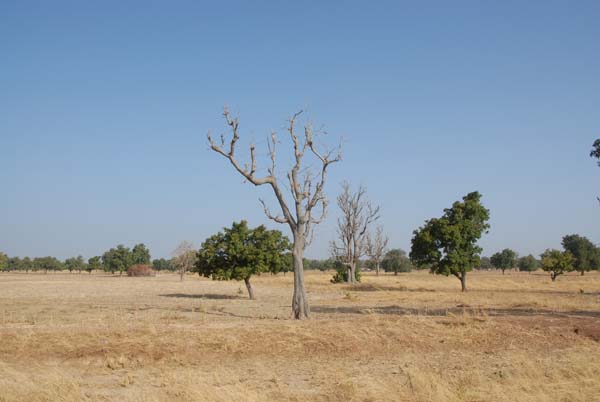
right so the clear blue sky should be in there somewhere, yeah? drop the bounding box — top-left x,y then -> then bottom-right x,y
1,1 -> 599,260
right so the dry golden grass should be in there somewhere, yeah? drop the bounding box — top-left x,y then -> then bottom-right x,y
1,270 -> 599,401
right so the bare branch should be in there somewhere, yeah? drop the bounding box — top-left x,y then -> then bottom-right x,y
259,198 -> 288,224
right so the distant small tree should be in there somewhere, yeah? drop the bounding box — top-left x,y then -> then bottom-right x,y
132,243 -> 151,265
152,258 -> 173,272
490,248 -> 518,274
479,256 -> 493,270
561,234 -> 599,275
7,257 -> 22,272
65,256 -> 85,273
0,252 -> 7,271
517,254 -> 538,273
540,249 -> 574,281
366,226 -> 389,276
331,182 -> 380,284
410,191 -> 490,292
33,256 -> 62,274
172,241 -> 197,281
87,256 -> 102,274
102,245 -> 132,275
194,221 -> 291,299
381,249 -> 412,275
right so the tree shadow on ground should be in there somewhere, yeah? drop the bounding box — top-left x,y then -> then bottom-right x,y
311,305 -> 600,319
160,293 -> 242,300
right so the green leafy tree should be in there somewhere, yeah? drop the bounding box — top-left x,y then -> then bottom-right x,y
132,243 -> 151,265
479,256 -> 493,270
64,255 -> 85,273
540,249 -> 574,281
591,139 -> 600,164
410,191 -> 490,292
381,249 -> 412,275
490,248 -> 518,274
7,257 -> 22,272
87,256 -> 102,274
561,234 -> 599,275
102,245 -> 132,275
22,257 -> 32,273
33,256 -> 63,274
517,254 -> 538,272
0,252 -> 7,271
194,221 -> 291,299
152,258 -> 173,272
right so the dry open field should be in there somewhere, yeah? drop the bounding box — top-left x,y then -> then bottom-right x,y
0,270 -> 599,402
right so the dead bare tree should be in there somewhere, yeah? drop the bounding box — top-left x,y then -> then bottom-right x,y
207,107 -> 341,319
366,226 -> 389,276
172,240 -> 196,281
331,182 -> 380,283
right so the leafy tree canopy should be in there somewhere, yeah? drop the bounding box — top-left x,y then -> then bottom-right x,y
540,249 -> 574,281
410,191 -> 490,291
194,221 -> 291,299
490,248 -> 518,273
64,256 -> 85,272
382,249 -> 412,274
102,245 -> 132,274
517,254 -> 538,272
87,256 -> 102,273
132,243 -> 151,265
591,139 -> 600,165
0,252 -> 7,271
561,234 -> 599,274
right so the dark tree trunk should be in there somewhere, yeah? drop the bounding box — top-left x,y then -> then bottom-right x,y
291,239 -> 309,319
502,268 -> 505,275
244,277 -> 255,300
551,272 -> 557,281
581,271 -> 585,276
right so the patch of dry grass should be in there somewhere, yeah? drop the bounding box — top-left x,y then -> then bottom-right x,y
0,270 -> 599,401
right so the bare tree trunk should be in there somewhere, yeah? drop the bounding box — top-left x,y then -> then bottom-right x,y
244,277 -> 255,300
376,261 -> 380,276
292,242 -> 309,319
349,261 -> 357,284
581,271 -> 585,276
180,268 -> 185,282
460,273 -> 467,292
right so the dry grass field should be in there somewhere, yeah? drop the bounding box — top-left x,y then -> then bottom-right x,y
1,270 -> 599,402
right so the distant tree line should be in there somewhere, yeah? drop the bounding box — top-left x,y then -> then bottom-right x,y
0,242 -> 187,275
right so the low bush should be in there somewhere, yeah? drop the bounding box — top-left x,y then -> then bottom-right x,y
127,264 -> 155,277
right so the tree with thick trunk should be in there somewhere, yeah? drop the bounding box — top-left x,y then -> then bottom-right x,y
366,226 -> 388,276
207,109 -> 340,318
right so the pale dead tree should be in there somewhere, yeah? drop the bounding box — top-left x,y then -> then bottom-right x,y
366,226 -> 389,276
172,240 -> 196,281
332,182 -> 380,284
207,107 -> 341,319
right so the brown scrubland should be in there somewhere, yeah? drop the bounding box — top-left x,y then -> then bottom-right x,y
0,270 -> 599,402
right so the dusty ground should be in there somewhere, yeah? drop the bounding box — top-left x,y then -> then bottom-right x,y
0,270 -> 599,402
